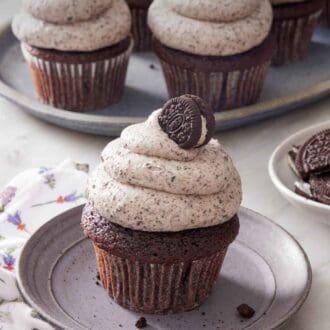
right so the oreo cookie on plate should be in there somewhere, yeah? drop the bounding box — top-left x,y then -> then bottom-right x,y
269,122 -> 330,221
288,129 -> 330,206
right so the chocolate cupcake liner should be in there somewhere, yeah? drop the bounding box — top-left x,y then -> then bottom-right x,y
94,245 -> 227,314
159,60 -> 271,112
130,7 -> 152,52
21,41 -> 133,112
272,5 -> 323,65
153,36 -> 273,112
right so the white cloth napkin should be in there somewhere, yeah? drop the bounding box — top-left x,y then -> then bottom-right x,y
0,159 -> 89,329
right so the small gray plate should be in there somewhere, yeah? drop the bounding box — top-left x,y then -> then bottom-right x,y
17,206 -> 311,330
1,23 -> 330,136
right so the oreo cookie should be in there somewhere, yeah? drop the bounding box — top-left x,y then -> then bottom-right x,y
288,129 -> 330,205
309,175 -> 330,205
294,182 -> 314,201
295,129 -> 330,180
158,95 -> 215,149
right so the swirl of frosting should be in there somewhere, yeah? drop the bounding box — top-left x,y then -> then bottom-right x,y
121,110 -> 200,161
22,0 -> 113,24
87,110 -> 242,232
167,0 -> 260,22
12,0 -> 131,51
102,138 -> 236,195
148,0 -> 273,56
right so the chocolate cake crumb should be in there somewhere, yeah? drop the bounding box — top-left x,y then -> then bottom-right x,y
96,272 -> 100,281
237,304 -> 255,319
135,317 -> 147,328
149,64 -> 156,70
201,312 -> 206,316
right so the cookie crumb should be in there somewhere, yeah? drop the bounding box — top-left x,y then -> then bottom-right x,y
135,316 -> 147,328
237,304 -> 255,319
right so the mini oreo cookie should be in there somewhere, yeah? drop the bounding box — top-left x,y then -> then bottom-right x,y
295,129 -> 330,180
158,95 -> 215,149
309,175 -> 330,205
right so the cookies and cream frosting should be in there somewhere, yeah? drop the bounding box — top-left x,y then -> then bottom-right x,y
87,110 -> 242,232
12,0 -> 131,51
148,0 -> 273,56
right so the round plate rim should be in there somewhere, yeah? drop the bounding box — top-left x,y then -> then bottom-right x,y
268,120 -> 330,213
16,205 -> 312,330
1,22 -> 330,136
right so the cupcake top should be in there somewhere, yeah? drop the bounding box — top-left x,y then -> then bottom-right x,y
12,0 -> 131,52
148,0 -> 273,56
87,95 -> 242,232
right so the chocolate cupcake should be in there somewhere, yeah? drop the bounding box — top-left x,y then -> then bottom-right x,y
12,0 -> 133,112
271,0 -> 324,65
126,0 -> 153,51
148,0 -> 274,112
82,95 -> 242,314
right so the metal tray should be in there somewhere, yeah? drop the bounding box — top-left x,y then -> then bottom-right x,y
1,23 -> 330,136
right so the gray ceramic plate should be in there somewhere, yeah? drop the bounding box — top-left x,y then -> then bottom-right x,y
1,24 -> 330,136
17,205 -> 311,330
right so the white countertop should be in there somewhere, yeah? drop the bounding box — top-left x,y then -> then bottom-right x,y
1,1 -> 329,329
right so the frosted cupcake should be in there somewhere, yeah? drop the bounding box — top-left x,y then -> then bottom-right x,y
148,0 -> 274,112
126,0 -> 153,51
271,0 -> 324,65
81,95 -> 242,313
12,0 -> 133,112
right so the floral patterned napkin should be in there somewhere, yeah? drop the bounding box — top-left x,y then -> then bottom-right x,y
0,159 -> 89,329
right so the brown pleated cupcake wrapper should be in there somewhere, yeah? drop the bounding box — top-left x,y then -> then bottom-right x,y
21,42 -> 133,112
130,7 -> 152,52
272,9 -> 322,65
158,59 -> 270,112
94,245 -> 227,314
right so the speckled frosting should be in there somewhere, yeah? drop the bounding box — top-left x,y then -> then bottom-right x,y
12,0 -> 131,51
87,110 -> 242,232
148,0 -> 273,56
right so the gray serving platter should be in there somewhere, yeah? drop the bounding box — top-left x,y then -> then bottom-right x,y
17,205 -> 311,330
1,23 -> 330,136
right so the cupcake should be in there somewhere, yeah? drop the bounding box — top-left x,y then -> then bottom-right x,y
271,0 -> 324,65
12,0 -> 133,112
81,95 -> 242,314
126,0 -> 153,51
147,0 -> 274,112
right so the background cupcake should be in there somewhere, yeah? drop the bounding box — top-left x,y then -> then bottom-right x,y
12,0 -> 133,112
148,0 -> 274,112
126,0 -> 153,51
271,0 -> 324,65
82,95 -> 242,314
